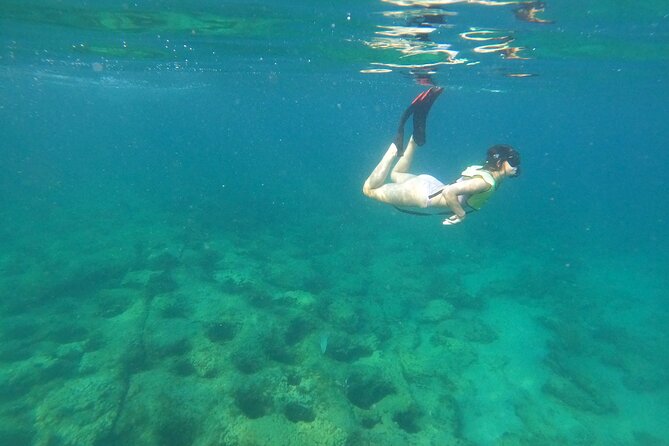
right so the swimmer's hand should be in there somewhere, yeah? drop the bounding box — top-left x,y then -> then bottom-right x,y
443,215 -> 464,226
439,179 -> 487,227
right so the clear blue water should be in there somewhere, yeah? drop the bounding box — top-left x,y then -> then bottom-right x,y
1,1 -> 668,445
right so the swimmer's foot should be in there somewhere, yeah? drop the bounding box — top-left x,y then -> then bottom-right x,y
394,86 -> 444,156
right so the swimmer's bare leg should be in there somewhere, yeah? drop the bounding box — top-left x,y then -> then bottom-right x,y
390,136 -> 418,183
362,143 -> 399,195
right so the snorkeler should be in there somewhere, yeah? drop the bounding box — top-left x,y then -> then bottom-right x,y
362,87 -> 521,226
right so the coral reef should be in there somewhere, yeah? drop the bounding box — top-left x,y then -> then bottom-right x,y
0,212 -> 667,445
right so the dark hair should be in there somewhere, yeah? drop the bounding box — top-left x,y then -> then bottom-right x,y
483,144 -> 520,171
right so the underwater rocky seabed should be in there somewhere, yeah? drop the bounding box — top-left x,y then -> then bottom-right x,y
0,197 -> 667,446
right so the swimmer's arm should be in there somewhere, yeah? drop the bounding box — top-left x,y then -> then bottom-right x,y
440,178 -> 491,226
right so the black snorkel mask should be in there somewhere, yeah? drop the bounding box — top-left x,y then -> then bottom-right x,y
504,153 -> 521,177
487,145 -> 521,176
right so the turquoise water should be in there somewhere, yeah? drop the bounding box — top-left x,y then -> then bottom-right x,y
1,1 -> 668,445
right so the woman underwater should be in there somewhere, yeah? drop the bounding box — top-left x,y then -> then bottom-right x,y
362,87 -> 521,226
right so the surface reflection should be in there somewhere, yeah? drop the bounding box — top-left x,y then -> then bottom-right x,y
362,0 -> 553,83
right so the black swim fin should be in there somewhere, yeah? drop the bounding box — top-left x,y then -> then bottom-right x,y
412,86 -> 443,146
393,107 -> 412,156
394,87 -> 444,156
